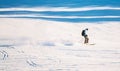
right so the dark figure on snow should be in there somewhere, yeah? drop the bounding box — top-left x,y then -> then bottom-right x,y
81,28 -> 89,44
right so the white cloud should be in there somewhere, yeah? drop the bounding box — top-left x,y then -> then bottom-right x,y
0,14 -> 120,18
0,6 -> 120,12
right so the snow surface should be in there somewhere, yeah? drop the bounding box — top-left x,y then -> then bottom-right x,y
0,18 -> 120,71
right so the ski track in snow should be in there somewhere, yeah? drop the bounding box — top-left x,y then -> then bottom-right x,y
0,41 -> 120,71
26,59 -> 38,67
0,50 -> 8,60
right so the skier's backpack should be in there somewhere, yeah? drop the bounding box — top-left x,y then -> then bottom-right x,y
81,30 -> 85,36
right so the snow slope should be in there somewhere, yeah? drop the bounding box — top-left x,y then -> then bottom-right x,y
0,18 -> 120,71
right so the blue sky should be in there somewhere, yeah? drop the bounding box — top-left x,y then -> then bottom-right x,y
0,0 -> 120,23
0,0 -> 120,8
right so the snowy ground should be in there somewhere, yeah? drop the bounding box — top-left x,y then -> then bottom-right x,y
0,18 -> 120,71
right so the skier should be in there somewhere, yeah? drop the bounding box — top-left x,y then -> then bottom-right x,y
81,28 -> 89,44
